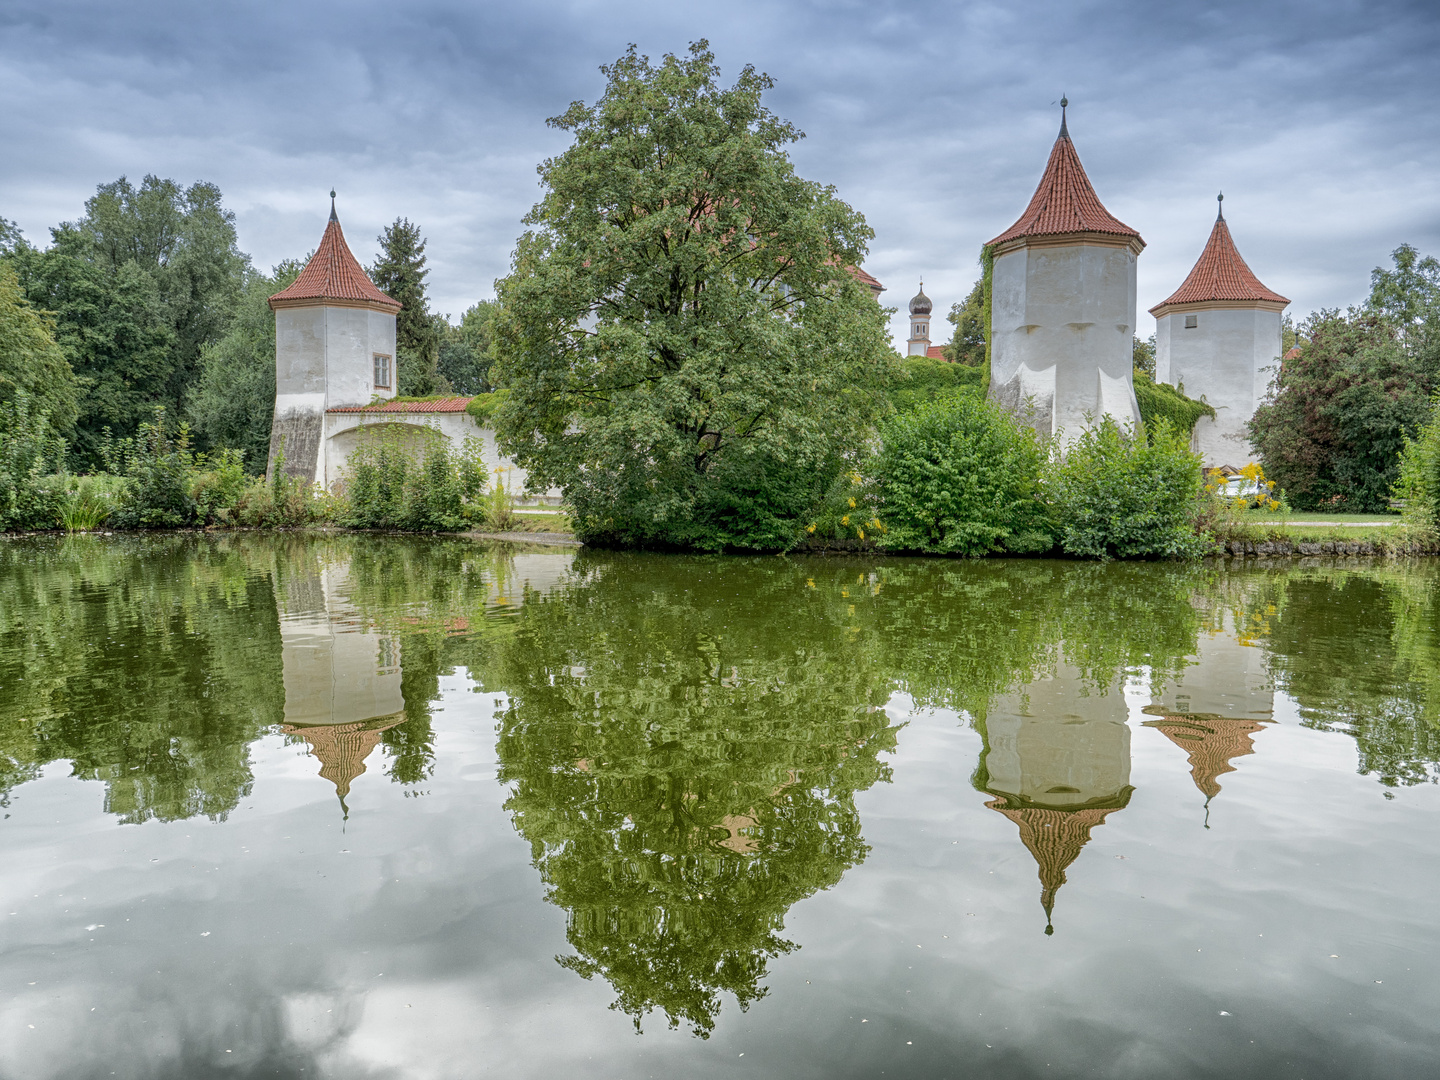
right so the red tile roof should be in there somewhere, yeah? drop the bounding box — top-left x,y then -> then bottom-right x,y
847,264 -> 884,294
926,345 -> 948,360
270,213 -> 401,312
1150,215 -> 1288,313
988,129 -> 1142,248
328,396 -> 475,414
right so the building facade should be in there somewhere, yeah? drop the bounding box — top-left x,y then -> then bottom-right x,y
1150,197 -> 1289,468
986,102 -> 1145,441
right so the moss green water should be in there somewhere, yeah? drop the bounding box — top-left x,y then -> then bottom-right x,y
2,535 -> 1439,1077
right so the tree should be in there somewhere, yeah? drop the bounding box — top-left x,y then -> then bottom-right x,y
6,238 -> 176,464
491,42 -> 892,549
0,264 -> 81,432
943,280 -> 987,365
1250,246 -> 1440,512
1132,333 -> 1156,378
66,175 -> 249,403
436,300 -> 496,394
371,218 -> 447,395
188,260 -> 303,468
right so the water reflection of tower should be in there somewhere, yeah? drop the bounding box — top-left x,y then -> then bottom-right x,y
979,648 -> 1133,934
278,560 -> 405,817
1144,612 -> 1275,822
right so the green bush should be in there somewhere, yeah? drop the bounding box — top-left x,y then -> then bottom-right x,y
1396,393 -> 1440,534
1048,417 -> 1206,559
57,474 -> 123,531
874,395 -> 1050,555
1133,370 -> 1215,440
0,392 -> 66,531
887,356 -> 985,415
341,426 -> 485,532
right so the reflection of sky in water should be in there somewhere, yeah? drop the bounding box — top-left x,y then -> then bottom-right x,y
2,541 -> 1439,1079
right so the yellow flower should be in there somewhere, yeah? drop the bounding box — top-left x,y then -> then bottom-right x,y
806,578 -> 815,588
841,515 -> 850,526
848,498 -> 856,509
857,528 -> 865,540
806,523 -> 816,533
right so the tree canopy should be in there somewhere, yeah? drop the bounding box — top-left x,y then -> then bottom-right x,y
371,218 -> 448,396
490,41 -> 892,550
943,280 -> 987,365
0,264 -> 81,432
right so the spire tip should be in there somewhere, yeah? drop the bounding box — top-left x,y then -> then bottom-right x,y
329,190 -> 338,223
1216,192 -> 1224,222
1059,95 -> 1069,137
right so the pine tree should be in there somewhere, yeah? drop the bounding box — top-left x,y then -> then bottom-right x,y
370,218 -> 448,395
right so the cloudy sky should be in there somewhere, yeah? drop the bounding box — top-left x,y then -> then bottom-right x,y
2,0 -> 1438,345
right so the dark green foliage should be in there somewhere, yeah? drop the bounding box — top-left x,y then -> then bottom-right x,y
371,219 -> 448,396
437,301 -> 496,394
1251,246 -> 1440,512
101,407 -> 199,528
188,261 -> 303,464
1133,334 -> 1156,378
0,265 -> 81,433
1134,370 -> 1214,438
491,42 -> 891,552
7,241 -> 176,464
942,280 -> 987,365
874,394 -> 1050,555
887,355 -> 985,414
1251,308 -> 1438,511
341,427 -> 484,532
0,393 -> 66,531
1048,417 -> 1207,559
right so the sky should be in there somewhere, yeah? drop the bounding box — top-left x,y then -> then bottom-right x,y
2,0 -> 1438,347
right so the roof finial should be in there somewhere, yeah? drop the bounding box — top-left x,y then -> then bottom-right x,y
1216,191 -> 1224,222
329,189 -> 338,223
1059,95 -> 1069,138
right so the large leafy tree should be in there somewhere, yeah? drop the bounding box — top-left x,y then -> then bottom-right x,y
491,42 -> 892,550
371,218 -> 447,395
1250,245 -> 1440,511
188,260 -> 303,468
437,300 -> 496,394
0,264 -> 81,433
943,280 -> 987,365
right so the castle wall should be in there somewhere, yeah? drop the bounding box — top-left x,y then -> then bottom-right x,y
989,241 -> 1143,441
1155,305 -> 1282,468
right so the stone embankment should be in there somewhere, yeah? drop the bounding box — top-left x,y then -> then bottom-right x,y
1219,539 -> 1438,557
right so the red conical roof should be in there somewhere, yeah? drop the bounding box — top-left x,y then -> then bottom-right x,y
1150,210 -> 1288,314
270,206 -> 401,312
988,119 -> 1143,249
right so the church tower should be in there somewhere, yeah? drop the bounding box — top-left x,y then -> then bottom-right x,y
986,99 -> 1144,440
906,283 -> 933,356
266,193 -> 401,484
1150,196 -> 1289,468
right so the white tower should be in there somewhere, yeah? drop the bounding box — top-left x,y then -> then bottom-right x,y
1150,196 -> 1289,468
906,283 -> 934,356
986,99 -> 1144,441
267,193 -> 401,484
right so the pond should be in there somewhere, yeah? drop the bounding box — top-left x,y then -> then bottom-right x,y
2,535 -> 1439,1079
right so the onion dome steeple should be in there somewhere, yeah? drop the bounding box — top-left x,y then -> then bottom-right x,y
909,283 -> 933,316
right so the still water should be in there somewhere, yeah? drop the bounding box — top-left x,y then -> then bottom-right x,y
2,535 -> 1439,1079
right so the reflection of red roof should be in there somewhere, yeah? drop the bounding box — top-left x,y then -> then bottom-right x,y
1150,216 -> 1288,314
988,800 -> 1121,933
270,215 -> 401,312
989,128 -> 1142,248
328,396 -> 475,414
284,716 -> 406,813
1142,712 -> 1269,800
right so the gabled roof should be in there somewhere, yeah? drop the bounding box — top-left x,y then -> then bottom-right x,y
846,264 -> 884,295
328,396 -> 474,414
988,115 -> 1143,249
1150,209 -> 1288,314
270,202 -> 401,312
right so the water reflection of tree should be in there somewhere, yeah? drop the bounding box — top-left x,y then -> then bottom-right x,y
0,535 -> 285,820
474,555 -> 902,1037
1234,566 -> 1440,787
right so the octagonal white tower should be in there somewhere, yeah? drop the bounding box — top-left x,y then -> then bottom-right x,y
1150,196 -> 1289,468
266,195 -> 401,484
986,101 -> 1144,441
906,283 -> 933,356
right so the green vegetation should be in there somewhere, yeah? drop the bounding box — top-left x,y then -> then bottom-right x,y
341,426 -> 487,531
1133,369 -> 1214,438
942,280 -> 986,365
1396,393 -> 1440,535
438,300 -> 496,394
1251,245 -> 1440,512
490,42 -> 891,551
886,355 -> 984,414
371,217 -> 449,396
873,394 -> 1049,555
0,264 -> 81,432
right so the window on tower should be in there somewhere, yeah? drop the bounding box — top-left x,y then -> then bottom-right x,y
1184,315 -> 1199,329
374,353 -> 393,389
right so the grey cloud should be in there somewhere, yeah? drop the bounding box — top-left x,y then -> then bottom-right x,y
1,0 -> 1436,341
